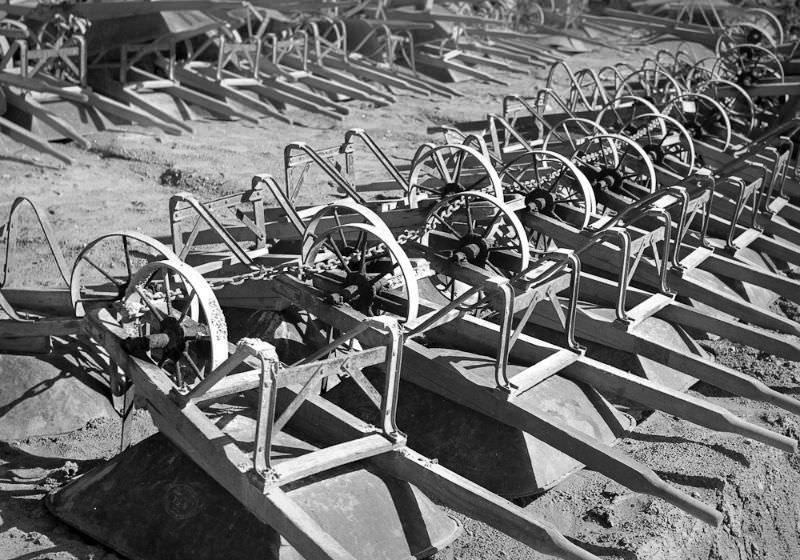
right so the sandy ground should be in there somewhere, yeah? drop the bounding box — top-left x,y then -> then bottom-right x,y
2,38 -> 800,560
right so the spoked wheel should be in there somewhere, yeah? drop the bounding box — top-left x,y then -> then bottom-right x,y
615,68 -> 683,107
302,222 -> 420,324
684,57 -> 723,89
407,144 -> 503,207
120,260 -> 228,392
565,133 -> 657,213
742,8 -> 784,44
712,43 -> 784,87
596,95 -> 664,135
712,43 -> 786,120
421,190 -> 529,307
627,113 -> 697,176
70,232 -> 178,317
542,117 -> 609,156
695,77 -> 757,135
303,200 -> 394,244
716,22 -> 778,53
547,133 -> 622,188
498,149 -> 596,231
662,92 -> 732,151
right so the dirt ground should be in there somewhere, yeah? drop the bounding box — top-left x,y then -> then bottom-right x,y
2,38 -> 800,560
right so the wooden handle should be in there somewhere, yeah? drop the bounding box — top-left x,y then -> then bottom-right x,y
652,478 -> 723,527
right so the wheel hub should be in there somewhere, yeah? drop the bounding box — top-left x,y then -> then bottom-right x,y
746,29 -> 763,44
453,233 -> 489,267
442,182 -> 464,196
583,165 -> 623,194
333,256 -> 395,316
123,315 -> 209,386
643,143 -> 664,164
524,188 -> 556,214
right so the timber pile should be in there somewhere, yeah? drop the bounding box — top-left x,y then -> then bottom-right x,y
0,0 -> 600,164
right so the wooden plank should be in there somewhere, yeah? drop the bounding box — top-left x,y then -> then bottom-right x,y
272,277 -> 722,526
125,67 -> 257,122
241,80 -> 344,120
172,65 -> 290,123
678,246 -> 713,271
0,335 -> 51,354
749,234 -> 800,267
275,382 -> 600,560
0,115 -> 72,164
414,52 -> 509,86
763,216 -> 800,247
85,311 -> 357,560
580,272 -> 800,363
373,450 -> 599,560
162,83 -> 258,122
315,54 -> 431,96
655,303 -> 800,362
455,304 -> 796,451
700,253 -> 800,305
508,348 -> 579,395
562,358 -> 796,452
3,90 -> 90,148
83,89 -> 184,135
264,78 -> 350,115
192,347 -> 387,404
268,434 -> 400,488
731,228 -> 761,250
534,303 -> 800,416
403,336 -> 721,525
89,72 -> 194,133
0,72 -> 88,103
623,293 -> 674,327
673,272 -> 800,337
2,288 -> 74,317
0,318 -> 82,337
277,57 -> 396,105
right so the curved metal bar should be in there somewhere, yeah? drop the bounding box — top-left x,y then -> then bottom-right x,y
0,196 -> 70,288
168,192 -> 254,266
577,227 -> 633,323
283,141 -> 366,204
342,128 -> 410,192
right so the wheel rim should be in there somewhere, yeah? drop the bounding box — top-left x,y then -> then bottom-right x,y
303,222 -> 420,324
408,144 -> 503,207
70,231 -> 178,317
121,260 -> 228,391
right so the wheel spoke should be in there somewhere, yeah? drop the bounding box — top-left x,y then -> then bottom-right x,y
430,212 -> 462,237
163,270 -> 173,316
325,239 -> 350,270
83,256 -> 124,287
182,350 -> 205,381
333,209 -> 347,245
465,198 -> 474,234
452,149 -> 467,182
431,151 -> 453,184
122,236 -> 133,280
135,285 -> 166,322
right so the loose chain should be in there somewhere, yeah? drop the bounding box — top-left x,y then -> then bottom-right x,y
206,190 -> 472,290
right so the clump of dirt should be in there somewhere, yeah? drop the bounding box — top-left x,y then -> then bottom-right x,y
777,298 -> 800,322
158,166 -> 232,196
702,337 -> 800,388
